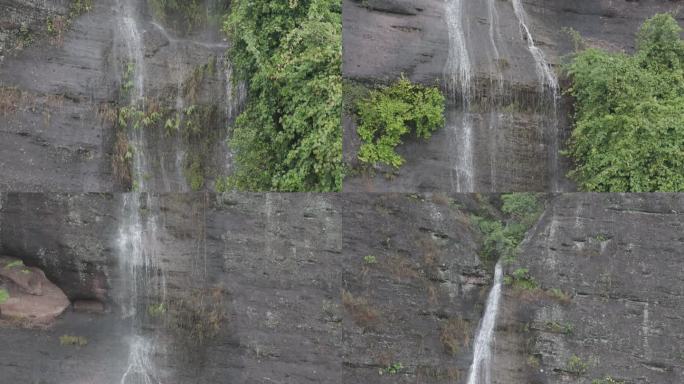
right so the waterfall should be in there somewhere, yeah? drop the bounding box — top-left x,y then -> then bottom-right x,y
466,261 -> 503,384
116,1 -> 165,382
511,0 -> 558,92
444,0 -> 474,192
511,0 -> 561,191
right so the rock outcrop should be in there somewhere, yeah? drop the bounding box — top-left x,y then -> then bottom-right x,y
0,256 -> 70,325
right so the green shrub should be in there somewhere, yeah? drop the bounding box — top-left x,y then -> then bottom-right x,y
565,13 -> 684,191
223,0 -> 343,192
0,289 -> 9,304
505,268 -> 539,290
355,76 -> 445,168
363,255 -> 377,265
472,193 -> 543,264
380,362 -> 403,375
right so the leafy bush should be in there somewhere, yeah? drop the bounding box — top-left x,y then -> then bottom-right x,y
504,268 -> 539,290
472,193 -> 543,264
355,76 -> 445,168
222,0 -> 343,191
565,13 -> 684,191
0,289 -> 9,304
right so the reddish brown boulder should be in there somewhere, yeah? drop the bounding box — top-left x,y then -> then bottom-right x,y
0,257 -> 70,325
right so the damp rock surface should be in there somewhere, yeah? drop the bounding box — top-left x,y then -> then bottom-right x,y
342,0 -> 683,192
0,0 -> 240,192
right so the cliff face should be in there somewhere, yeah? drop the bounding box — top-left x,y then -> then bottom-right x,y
342,0 -> 684,192
0,0 -> 240,192
1,193 -> 681,383
499,193 -> 684,384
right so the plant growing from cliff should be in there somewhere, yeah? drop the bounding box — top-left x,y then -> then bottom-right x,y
341,290 -> 379,329
439,317 -> 472,356
59,335 -> 88,347
592,377 -> 624,384
147,303 -> 167,317
0,289 -> 9,304
564,13 -> 684,192
222,0 -> 343,192
355,76 -> 445,168
380,362 -> 403,375
504,268 -> 539,290
472,193 -> 543,265
363,255 -> 377,265
4,260 -> 24,269
566,354 -> 588,375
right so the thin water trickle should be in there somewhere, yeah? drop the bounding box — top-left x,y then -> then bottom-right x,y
511,0 -> 561,191
445,0 -> 474,192
116,1 -> 165,382
466,261 -> 503,384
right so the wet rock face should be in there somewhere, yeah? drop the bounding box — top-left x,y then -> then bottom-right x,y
498,194 -> 684,384
0,0 -> 237,192
342,0 -> 682,192
340,193 -> 489,383
0,193 -> 490,383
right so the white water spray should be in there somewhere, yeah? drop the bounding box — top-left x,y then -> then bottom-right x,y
466,261 -> 503,384
444,0 -> 474,192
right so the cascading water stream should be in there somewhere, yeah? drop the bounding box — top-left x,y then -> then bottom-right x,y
116,1 -> 166,382
445,0 -> 474,192
466,261 -> 503,384
511,0 -> 561,191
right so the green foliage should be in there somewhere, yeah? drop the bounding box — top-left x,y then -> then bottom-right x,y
566,355 -> 588,375
59,335 -> 88,347
0,289 -> 9,304
379,362 -> 403,375
355,76 -> 445,168
472,193 -> 543,264
147,303 -> 167,317
4,260 -> 24,269
505,268 -> 539,290
565,13 -> 684,191
343,79 -> 370,114
223,0 -> 343,191
69,0 -> 93,17
545,321 -> 574,335
363,255 -> 377,265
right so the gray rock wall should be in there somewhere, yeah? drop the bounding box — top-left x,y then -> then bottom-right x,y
0,0 -> 238,192
0,193 -> 683,383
